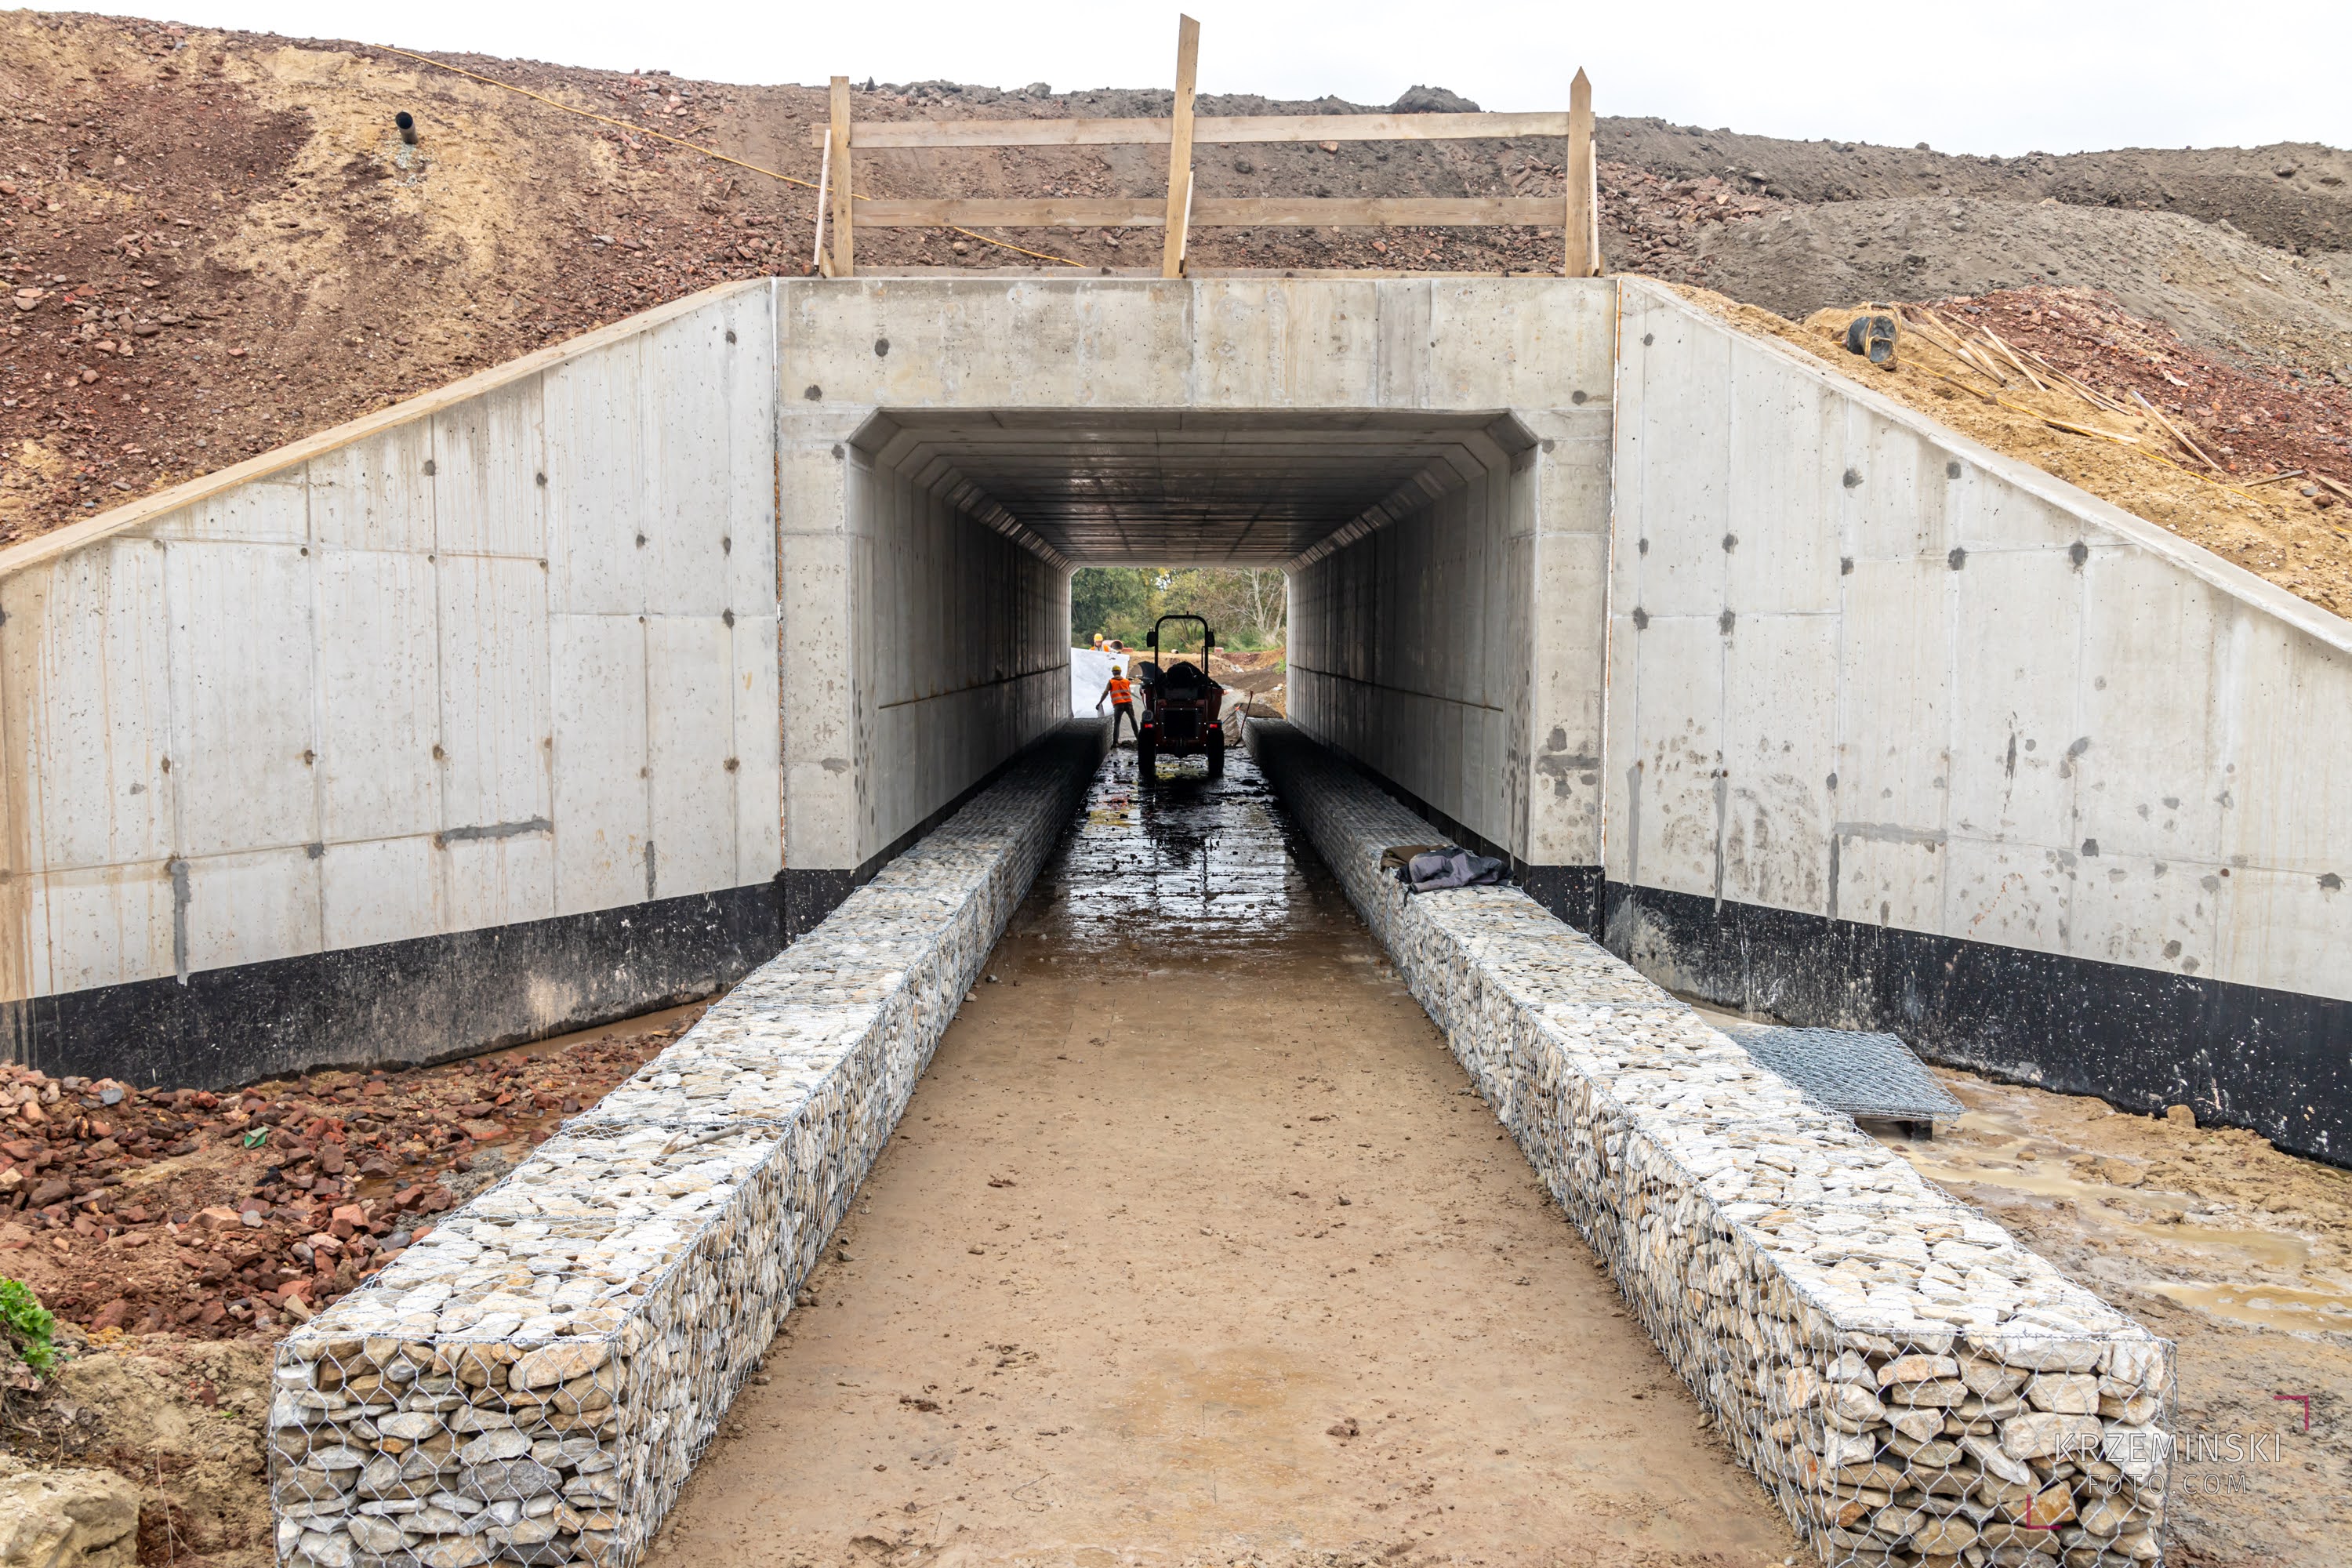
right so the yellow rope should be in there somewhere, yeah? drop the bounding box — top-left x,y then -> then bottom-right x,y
372,44 -> 1085,268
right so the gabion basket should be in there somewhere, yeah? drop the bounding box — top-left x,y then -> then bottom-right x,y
270,723 -> 1109,1568
1248,722 -> 2173,1568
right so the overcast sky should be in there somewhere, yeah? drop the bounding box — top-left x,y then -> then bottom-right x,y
94,0 -> 2352,158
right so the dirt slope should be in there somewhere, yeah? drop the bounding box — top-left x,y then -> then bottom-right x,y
0,1005 -> 693,1568
1596,118 -> 2352,260
1688,199 -> 2352,369
2,10 -> 2348,625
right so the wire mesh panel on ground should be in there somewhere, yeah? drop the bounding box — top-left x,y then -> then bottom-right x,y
1248,723 -> 2174,1568
1718,1025 -> 1970,1128
268,724 -> 1109,1568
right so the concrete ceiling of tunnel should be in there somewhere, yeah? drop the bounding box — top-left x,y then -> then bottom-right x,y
852,411 -> 1534,566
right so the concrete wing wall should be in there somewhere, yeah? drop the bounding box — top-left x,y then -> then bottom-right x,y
1608,278 -> 2352,1160
0,282 -> 782,1085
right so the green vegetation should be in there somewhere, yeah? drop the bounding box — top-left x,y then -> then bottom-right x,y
0,1278 -> 59,1375
1069,567 -> 1287,651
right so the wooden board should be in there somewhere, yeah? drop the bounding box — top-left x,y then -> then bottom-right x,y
853,197 -> 1564,229
1565,69 -> 1594,278
829,76 -> 855,277
855,199 -> 1165,227
1163,16 -> 1200,278
809,109 -> 1576,150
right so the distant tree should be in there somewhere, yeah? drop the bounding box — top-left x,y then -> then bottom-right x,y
1069,566 -> 1288,651
1158,567 -> 1288,649
1069,567 -> 1163,645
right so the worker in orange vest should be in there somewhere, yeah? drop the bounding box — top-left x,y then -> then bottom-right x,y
1095,659 -> 1139,746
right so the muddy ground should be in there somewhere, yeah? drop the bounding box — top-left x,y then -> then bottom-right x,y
1881,1076 -> 2352,1567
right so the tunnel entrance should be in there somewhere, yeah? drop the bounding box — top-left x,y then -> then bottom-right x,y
851,408 -> 1533,563
660,744 -> 1795,1562
789,281 -> 1620,942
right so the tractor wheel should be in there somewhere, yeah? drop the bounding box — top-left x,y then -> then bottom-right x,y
1207,735 -> 1225,778
1137,736 -> 1156,778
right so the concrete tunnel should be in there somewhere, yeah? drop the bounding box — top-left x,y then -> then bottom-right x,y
817,401 -> 1581,919
1,273 -> 2346,1162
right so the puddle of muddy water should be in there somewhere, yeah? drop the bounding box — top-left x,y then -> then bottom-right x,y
1023,742 -> 1352,968
2145,1280 -> 2352,1332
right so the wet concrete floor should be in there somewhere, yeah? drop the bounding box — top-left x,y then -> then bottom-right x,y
663,744 -> 1795,1566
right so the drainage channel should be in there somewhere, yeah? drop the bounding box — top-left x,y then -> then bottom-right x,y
657,744 -> 1793,1565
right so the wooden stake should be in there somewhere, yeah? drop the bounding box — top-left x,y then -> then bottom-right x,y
1565,68 -> 1595,277
1976,325 -> 2045,392
828,75 -> 855,278
1160,15 -> 1201,278
2128,388 -> 2221,470
1924,310 -> 2009,384
811,132 -> 833,276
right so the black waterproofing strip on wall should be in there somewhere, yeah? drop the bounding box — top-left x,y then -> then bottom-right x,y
1289,727 -> 2348,1168
2,884 -> 782,1091
2,719 -> 1102,1092
1604,882 -> 2350,1169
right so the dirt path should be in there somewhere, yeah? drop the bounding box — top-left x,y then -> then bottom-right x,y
662,747 -> 1795,1568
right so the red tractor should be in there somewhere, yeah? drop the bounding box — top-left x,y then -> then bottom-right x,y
1134,615 -> 1229,780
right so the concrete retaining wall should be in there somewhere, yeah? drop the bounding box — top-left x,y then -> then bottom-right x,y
1279,304 -> 1616,902
1254,720 -> 2174,1567
0,285 -> 782,1086
267,720 -> 1105,1568
1607,281 -> 2352,1160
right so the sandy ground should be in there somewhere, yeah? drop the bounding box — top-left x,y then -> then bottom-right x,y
1878,1077 -> 2352,1566
661,747 -> 1795,1568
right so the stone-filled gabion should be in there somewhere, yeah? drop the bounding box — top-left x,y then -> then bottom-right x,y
1250,724 -> 2175,1568
270,724 -> 1108,1568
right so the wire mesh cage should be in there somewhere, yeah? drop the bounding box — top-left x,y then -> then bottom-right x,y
269,1121 -> 808,1568
1249,723 -> 2176,1568
266,724 -> 1109,1568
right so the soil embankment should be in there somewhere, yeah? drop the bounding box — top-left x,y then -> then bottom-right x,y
0,1009 -> 694,1568
4,10 -> 2350,622
1678,284 -> 2352,619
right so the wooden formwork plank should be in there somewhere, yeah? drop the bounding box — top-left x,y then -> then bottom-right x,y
852,197 -> 1564,228
1162,15 -> 1202,278
829,76 -> 855,278
811,109 -> 1577,149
